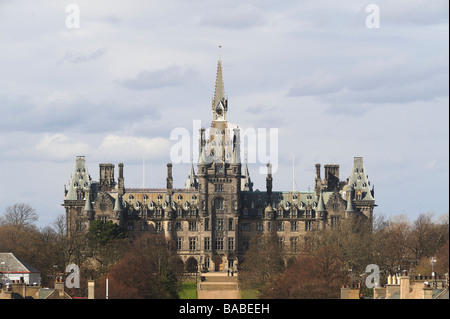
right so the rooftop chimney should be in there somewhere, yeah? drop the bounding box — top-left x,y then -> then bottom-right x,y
88,280 -> 95,299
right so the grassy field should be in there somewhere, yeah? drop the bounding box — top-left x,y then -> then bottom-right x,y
178,279 -> 197,299
240,289 -> 259,299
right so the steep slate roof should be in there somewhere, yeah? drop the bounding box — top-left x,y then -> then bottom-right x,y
240,190 -> 321,214
0,253 -> 40,274
65,156 -> 91,200
120,188 -> 199,211
347,157 -> 374,201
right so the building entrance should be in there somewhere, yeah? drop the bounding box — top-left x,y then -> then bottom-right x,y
215,257 -> 223,271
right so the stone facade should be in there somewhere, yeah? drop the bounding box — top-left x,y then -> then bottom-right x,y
63,59 -> 376,272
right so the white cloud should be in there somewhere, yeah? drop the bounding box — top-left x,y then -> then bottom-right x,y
118,65 -> 198,90
57,46 -> 107,64
288,69 -> 341,96
35,133 -> 91,160
198,4 -> 266,29
94,135 -> 172,162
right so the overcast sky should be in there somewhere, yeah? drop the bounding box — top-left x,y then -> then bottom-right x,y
0,0 -> 448,227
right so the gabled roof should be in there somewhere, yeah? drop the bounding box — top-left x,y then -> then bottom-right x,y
0,253 -> 40,274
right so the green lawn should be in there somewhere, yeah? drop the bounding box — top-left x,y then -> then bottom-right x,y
179,279 -> 197,299
240,289 -> 259,299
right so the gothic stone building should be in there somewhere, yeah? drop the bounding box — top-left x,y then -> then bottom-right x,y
63,59 -> 376,272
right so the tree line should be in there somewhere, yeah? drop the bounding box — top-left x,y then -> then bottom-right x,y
1,203 -> 448,299
0,203 -> 183,298
239,212 -> 449,298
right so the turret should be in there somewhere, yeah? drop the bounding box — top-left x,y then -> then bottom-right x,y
185,161 -> 198,190
316,190 -> 327,216
347,157 -> 376,221
241,160 -> 253,191
114,194 -> 124,220
83,189 -> 94,220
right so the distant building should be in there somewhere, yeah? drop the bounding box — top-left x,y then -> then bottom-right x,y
63,58 -> 376,272
0,274 -> 73,299
341,272 -> 449,299
0,253 -> 41,286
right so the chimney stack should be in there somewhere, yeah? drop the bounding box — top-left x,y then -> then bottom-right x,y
88,280 -> 95,299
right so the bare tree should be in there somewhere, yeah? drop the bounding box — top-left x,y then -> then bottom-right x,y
239,233 -> 285,294
1,203 -> 38,229
262,245 -> 349,299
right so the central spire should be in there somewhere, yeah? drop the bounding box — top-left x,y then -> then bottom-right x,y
212,54 -> 228,121
213,59 -> 225,108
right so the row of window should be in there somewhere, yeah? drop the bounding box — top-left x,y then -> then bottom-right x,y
129,194 -> 198,201
240,236 -> 301,252
126,219 -> 325,233
200,165 -> 239,175
241,221 -> 314,232
129,208 -> 198,218
242,208 -> 317,218
242,194 -> 314,202
176,237 -> 235,252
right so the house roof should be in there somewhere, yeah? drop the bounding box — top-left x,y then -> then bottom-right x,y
0,253 -> 40,274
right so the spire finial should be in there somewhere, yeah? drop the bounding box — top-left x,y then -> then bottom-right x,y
218,45 -> 222,61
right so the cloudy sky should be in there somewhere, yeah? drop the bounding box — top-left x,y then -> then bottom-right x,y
0,0 -> 448,227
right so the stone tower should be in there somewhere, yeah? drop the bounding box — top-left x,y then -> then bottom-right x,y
197,58 -> 242,271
